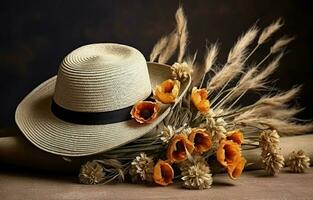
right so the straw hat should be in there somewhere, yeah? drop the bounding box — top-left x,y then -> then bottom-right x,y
15,43 -> 191,157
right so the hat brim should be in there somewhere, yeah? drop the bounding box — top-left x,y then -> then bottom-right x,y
15,62 -> 191,157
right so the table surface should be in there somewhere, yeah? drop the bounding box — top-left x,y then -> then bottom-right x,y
0,168 -> 312,200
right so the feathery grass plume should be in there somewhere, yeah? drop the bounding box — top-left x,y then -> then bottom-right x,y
176,6 -> 186,35
258,18 -> 284,44
270,36 -> 295,54
233,105 -> 302,122
252,52 -> 283,82
206,60 -> 243,92
158,7 -> 188,64
258,118 -> 313,136
238,65 -> 258,85
204,43 -> 219,74
176,6 -> 188,63
187,53 -> 210,87
226,53 -> 283,102
256,86 -> 301,107
269,107 -> 303,120
235,116 -> 313,136
178,24 -> 188,63
227,25 -> 259,64
158,31 -> 179,64
150,36 -> 169,62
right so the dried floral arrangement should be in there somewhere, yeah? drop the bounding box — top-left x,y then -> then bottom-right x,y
78,7 -> 312,189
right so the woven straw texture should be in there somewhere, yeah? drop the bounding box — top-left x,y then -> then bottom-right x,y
15,44 -> 191,157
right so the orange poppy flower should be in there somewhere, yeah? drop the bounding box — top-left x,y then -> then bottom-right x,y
153,160 -> 174,186
154,79 -> 181,104
131,101 -> 160,124
191,87 -> 210,113
216,139 -> 246,180
227,157 -> 246,179
167,134 -> 194,163
188,128 -> 212,154
226,130 -> 244,145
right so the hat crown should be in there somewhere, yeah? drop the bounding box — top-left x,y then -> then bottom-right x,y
53,43 -> 152,112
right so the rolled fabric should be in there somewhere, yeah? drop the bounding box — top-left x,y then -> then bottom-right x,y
0,127 -> 83,172
243,134 -> 313,170
1,127 -> 312,172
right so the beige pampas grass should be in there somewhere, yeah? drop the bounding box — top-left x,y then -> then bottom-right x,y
227,26 -> 259,64
253,53 -> 283,84
258,18 -> 284,44
259,118 -> 313,136
158,31 -> 179,64
150,36 -> 169,62
158,7 -> 189,64
206,61 -> 243,91
175,6 -> 186,35
270,36 -> 295,54
176,7 -> 188,63
235,116 -> 313,136
223,53 -> 283,104
178,24 -> 188,63
256,86 -> 301,107
204,43 -> 219,74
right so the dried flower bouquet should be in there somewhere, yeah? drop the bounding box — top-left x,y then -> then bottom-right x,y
78,7 -> 312,189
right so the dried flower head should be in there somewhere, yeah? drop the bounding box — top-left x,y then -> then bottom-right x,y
79,161 -> 105,184
153,160 -> 174,186
288,150 -> 310,173
200,110 -> 227,142
181,156 -> 213,190
178,155 -> 207,171
188,128 -> 212,154
262,150 -> 285,176
154,79 -> 181,104
160,125 -> 175,144
171,62 -> 193,81
131,101 -> 160,124
167,134 -> 195,163
129,153 -> 155,183
191,87 -> 210,113
259,129 -> 280,152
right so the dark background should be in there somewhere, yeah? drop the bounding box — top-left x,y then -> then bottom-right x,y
0,0 -> 312,128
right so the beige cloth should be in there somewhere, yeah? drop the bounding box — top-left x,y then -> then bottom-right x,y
0,127 -> 313,171
1,168 -> 312,200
